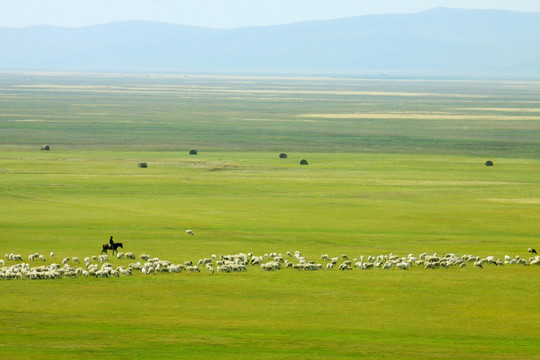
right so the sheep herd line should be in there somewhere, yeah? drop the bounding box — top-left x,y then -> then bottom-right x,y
2,249 -> 539,280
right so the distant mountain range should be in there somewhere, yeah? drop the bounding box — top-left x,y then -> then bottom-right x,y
1,8 -> 539,74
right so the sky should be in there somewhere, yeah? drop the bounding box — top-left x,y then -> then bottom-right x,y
1,0 -> 539,28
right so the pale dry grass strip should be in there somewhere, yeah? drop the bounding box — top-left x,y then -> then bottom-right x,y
298,113 -> 540,121
457,107 -> 540,113
13,84 -> 488,98
481,198 -> 540,204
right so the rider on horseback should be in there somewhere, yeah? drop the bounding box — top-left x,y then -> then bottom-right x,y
109,236 -> 115,250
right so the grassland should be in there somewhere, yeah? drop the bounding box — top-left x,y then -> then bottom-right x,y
0,73 -> 539,359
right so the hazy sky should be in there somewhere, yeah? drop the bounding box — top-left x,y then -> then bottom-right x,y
1,0 -> 539,28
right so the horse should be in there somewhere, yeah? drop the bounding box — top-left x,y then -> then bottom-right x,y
101,242 -> 123,255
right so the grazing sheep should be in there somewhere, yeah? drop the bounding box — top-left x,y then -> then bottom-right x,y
117,252 -> 124,259
186,229 -> 194,236
28,253 -> 39,261
261,263 -> 275,271
4,249 -> 540,280
528,248 -> 537,255
396,262 -> 410,270
50,252 -> 54,258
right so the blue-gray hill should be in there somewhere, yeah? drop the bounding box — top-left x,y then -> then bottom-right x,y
1,8 -> 539,74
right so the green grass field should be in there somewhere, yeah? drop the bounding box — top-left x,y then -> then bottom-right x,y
1,73 -> 539,359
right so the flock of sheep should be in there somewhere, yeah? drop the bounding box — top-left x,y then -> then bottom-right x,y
1,249 -> 539,280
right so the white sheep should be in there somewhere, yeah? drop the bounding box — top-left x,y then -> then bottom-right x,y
396,262 -> 410,270
186,229 -> 194,236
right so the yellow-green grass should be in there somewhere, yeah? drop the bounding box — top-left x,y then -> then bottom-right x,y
1,269 -> 538,359
1,150 -> 539,359
1,74 -> 540,359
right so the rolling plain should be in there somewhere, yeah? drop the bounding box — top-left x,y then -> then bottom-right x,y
1,73 -> 539,359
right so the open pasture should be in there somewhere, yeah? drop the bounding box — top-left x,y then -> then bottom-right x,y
1,73 -> 540,359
